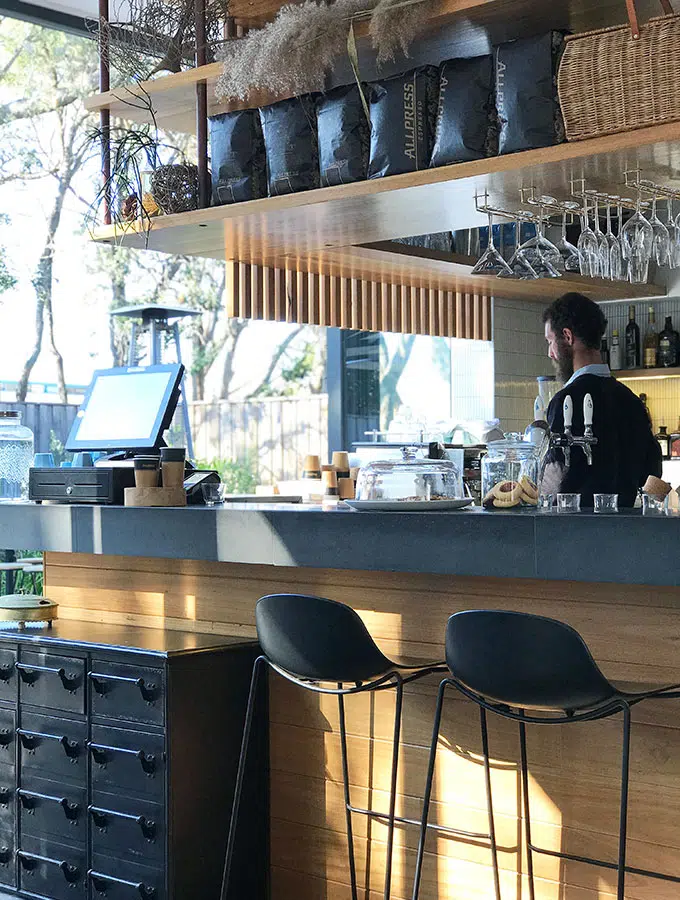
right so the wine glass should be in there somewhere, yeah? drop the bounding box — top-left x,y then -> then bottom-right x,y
498,216 -> 539,279
666,199 -> 680,268
516,198 -> 562,277
621,189 -> 653,283
609,199 -> 626,281
591,197 -> 610,279
577,198 -> 600,278
471,211 -> 513,276
648,196 -> 670,267
555,208 -> 581,273
603,198 -> 621,281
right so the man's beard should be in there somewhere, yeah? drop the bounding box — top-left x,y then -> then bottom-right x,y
553,338 -> 574,383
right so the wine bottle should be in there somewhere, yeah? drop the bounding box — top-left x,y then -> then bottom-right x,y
625,305 -> 640,368
610,329 -> 622,370
659,315 -> 678,368
643,306 -> 658,368
656,425 -> 671,459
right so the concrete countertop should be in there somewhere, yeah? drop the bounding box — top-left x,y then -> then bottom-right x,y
0,501 -> 676,587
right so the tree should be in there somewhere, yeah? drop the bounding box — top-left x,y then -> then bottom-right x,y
0,20 -> 98,401
380,334 -> 416,428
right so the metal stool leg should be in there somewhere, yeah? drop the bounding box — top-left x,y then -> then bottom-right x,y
383,677 -> 403,900
338,691 -> 359,900
411,678 -> 448,900
480,707 -> 502,900
220,656 -> 265,900
617,703 -> 632,900
518,716 -> 536,900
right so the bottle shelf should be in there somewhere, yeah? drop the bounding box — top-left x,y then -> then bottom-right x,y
614,367 -> 680,380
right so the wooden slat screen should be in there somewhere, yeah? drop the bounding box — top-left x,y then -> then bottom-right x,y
225,263 -> 492,339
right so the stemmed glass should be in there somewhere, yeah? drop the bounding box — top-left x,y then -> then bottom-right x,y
577,198 -> 600,278
471,211 -> 513,276
621,189 -> 654,283
515,198 -> 562,278
591,197 -> 610,279
603,198 -> 621,281
666,199 -> 680,268
609,199 -> 626,281
648,197 -> 670,267
555,206 -> 581,273
498,216 -> 540,279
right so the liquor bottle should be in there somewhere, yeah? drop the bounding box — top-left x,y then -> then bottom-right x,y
658,315 -> 678,368
625,305 -> 641,368
643,306 -> 658,368
656,425 -> 671,459
610,329 -> 622,370
640,393 -> 653,428
600,338 -> 610,367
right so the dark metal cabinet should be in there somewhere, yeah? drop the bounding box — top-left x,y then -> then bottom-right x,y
0,622 -> 268,900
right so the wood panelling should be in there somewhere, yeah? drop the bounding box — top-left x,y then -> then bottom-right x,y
225,260 -> 490,336
44,552 -> 680,900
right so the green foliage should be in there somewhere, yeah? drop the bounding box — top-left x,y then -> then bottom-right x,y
196,456 -> 258,494
49,430 -> 71,466
0,251 -> 14,293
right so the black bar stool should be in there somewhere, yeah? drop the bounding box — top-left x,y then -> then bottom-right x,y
220,592 -> 446,900
412,609 -> 680,900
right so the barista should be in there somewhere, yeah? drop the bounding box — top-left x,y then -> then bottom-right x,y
542,293 -> 661,507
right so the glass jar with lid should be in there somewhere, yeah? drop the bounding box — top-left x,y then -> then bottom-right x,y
355,447 -> 464,502
481,434 -> 538,509
0,411 -> 34,501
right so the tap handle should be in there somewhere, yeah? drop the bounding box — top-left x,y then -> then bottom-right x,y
563,395 -> 573,430
583,393 -> 593,428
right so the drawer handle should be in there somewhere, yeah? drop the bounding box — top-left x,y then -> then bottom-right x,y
18,851 -> 81,883
18,789 -> 81,821
0,664 -> 13,682
88,805 -> 156,840
87,742 -> 158,775
89,870 -> 156,898
15,662 -> 81,692
17,728 -> 81,759
90,673 -> 159,703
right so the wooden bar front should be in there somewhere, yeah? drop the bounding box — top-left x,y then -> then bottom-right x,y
45,552 -> 680,900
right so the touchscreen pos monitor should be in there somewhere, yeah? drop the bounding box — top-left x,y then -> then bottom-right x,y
65,364 -> 184,453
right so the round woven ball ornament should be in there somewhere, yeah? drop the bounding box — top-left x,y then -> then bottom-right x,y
150,164 -> 200,214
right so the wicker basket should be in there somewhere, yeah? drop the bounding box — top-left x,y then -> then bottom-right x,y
558,0 -> 680,141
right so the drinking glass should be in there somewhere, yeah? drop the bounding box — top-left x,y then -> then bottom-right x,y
621,190 -> 653,283
202,483 -> 226,506
642,494 -> 665,516
498,216 -> 540,280
33,453 -> 56,468
604,198 -> 622,280
555,209 -> 581,273
667,199 -> 680,268
512,205 -> 562,278
557,492 -> 581,513
537,492 -> 555,512
592,197 -> 610,279
577,199 -> 600,278
472,211 -> 513,276
593,493 -> 619,513
648,197 -> 670,267
609,200 -> 626,281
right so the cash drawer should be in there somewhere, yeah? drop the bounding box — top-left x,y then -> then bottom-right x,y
17,651 -> 85,714
18,774 -> 86,844
89,725 -> 165,801
18,712 -> 87,782
17,836 -> 87,900
89,661 -> 165,726
89,792 -> 164,864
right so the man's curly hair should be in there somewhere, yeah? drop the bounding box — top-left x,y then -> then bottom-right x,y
543,292 -> 608,350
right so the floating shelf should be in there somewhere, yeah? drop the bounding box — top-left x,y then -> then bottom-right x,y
91,120 -> 680,298
85,0 -> 663,134
614,366 -> 680,380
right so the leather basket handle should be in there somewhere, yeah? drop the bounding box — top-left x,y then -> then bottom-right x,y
627,0 -> 674,38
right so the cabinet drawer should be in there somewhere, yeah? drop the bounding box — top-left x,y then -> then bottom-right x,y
18,711 -> 87,782
90,791 -> 164,865
89,660 -> 165,726
89,725 -> 165,801
0,707 -> 15,768
0,826 -> 14,888
18,774 -> 86,844
18,835 -> 87,900
0,765 -> 16,830
17,650 -> 85,714
90,854 -> 164,900
0,649 -> 17,703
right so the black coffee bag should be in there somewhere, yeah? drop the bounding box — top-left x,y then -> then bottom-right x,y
495,32 -> 565,155
259,95 -> 319,197
317,84 -> 369,187
430,55 -> 496,167
367,66 -> 438,179
209,109 -> 265,205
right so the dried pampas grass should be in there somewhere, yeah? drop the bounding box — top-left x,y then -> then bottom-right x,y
215,0 -> 432,102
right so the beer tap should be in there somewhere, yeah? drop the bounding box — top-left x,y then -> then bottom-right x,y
532,393 -> 598,482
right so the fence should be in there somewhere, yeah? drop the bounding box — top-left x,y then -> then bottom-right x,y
190,395 -> 328,483
0,402 -> 78,454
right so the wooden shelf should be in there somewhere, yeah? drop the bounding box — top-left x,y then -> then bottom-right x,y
86,0 -> 664,134
614,366 -> 680,380
91,120 -> 680,297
